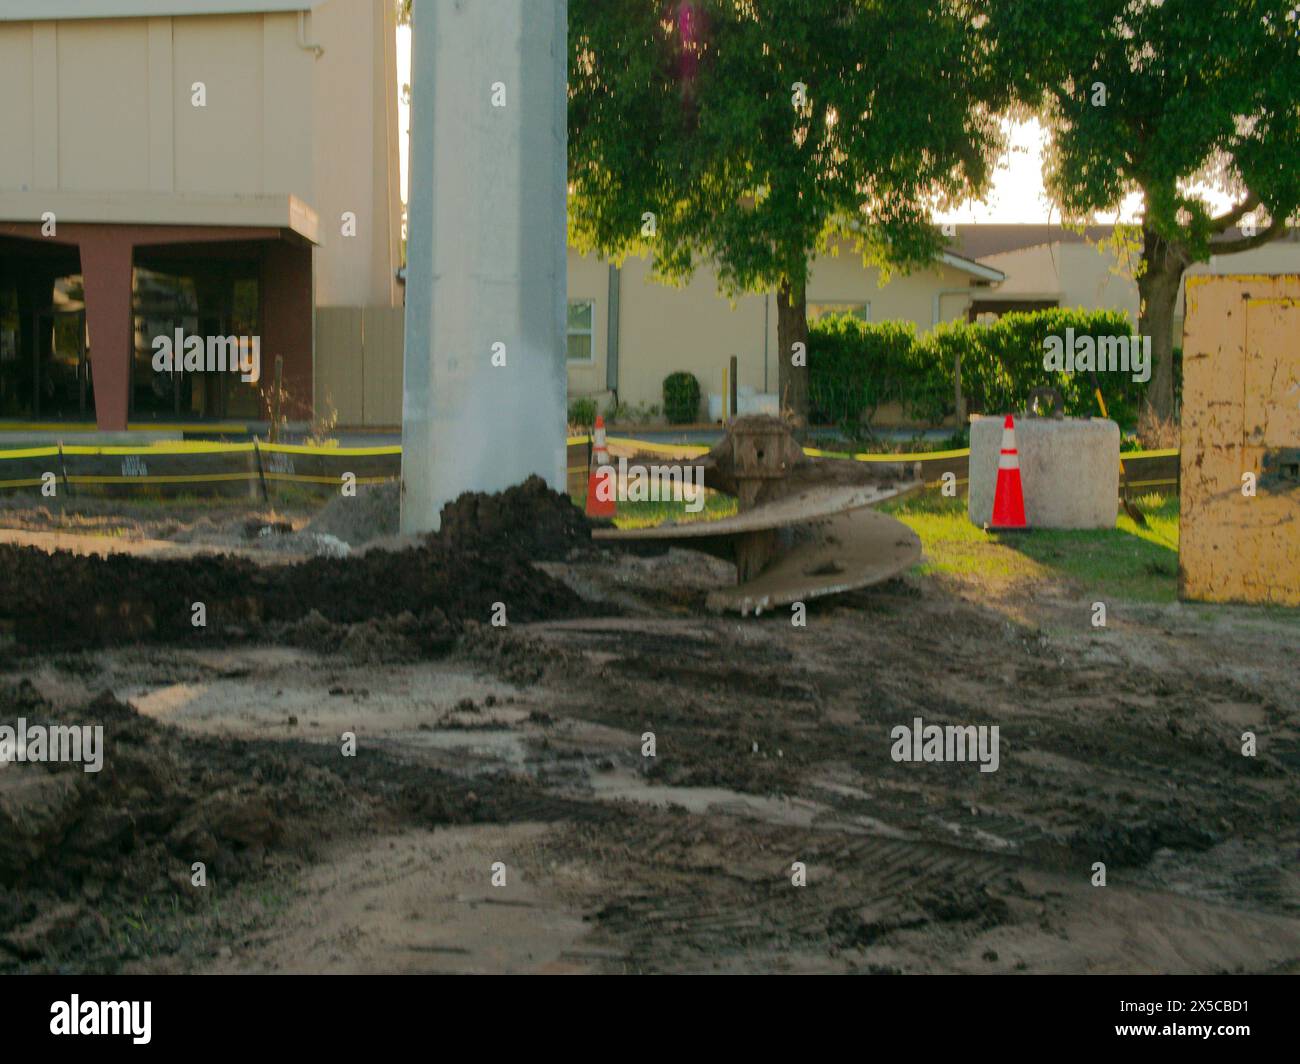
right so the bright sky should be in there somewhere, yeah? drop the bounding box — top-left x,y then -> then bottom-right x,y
398,25 -> 410,209
396,27 -> 1234,226
934,117 -> 1147,226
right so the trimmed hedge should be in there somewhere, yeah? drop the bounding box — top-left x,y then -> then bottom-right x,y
809,308 -> 1147,432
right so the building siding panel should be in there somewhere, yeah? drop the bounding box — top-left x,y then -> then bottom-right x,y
57,20 -> 151,193
172,15 -> 265,196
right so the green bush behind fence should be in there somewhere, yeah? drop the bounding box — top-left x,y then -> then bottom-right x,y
809,308 -> 1147,434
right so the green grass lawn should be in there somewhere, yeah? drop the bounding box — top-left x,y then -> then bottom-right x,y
572,490 -> 738,530
584,485 -> 1184,603
881,491 -> 1180,602
576,486 -> 1300,619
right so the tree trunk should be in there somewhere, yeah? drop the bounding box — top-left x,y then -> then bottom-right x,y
776,277 -> 810,426
1138,225 -> 1188,421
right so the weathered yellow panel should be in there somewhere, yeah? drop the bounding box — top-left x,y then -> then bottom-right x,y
1244,298 -> 1300,448
313,306 -> 405,428
361,306 -> 404,428
314,307 -> 365,426
1181,275 -> 1300,605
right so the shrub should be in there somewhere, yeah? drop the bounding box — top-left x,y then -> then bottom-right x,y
603,398 -> 660,423
567,397 -> 597,429
808,307 -> 1148,431
961,308 -> 1141,424
662,371 -> 701,424
808,316 -> 920,436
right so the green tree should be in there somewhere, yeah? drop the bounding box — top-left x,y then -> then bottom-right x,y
569,0 -> 1008,421
994,0 -> 1300,419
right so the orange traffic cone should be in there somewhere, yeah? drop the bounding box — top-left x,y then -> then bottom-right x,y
990,414 -> 1028,531
585,415 -> 617,518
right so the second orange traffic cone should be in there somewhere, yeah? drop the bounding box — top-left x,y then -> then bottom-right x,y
990,414 -> 1028,531
584,415 -> 617,518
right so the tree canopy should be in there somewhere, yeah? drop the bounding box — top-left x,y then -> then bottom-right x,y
568,0 -> 1010,416
992,0 -> 1300,416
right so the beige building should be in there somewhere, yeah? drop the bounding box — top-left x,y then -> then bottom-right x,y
569,225 -> 1300,419
5,5 -> 1292,433
971,225 -> 1300,339
0,0 -> 401,430
566,241 -> 1005,418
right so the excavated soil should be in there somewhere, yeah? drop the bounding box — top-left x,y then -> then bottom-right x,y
438,475 -> 601,561
306,475 -> 597,558
0,477 -> 605,654
305,482 -> 400,546
0,680 -> 618,973
1,482 -> 1298,974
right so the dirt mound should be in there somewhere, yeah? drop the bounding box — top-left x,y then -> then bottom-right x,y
0,540 -> 597,651
438,475 -> 597,561
304,481 -> 400,546
1067,817 -> 1219,868
0,683 -> 358,971
271,608 -> 454,664
0,681 -> 613,972
302,476 -> 595,559
0,476 -> 611,653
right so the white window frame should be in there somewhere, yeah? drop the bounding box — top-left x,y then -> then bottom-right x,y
567,299 -> 596,363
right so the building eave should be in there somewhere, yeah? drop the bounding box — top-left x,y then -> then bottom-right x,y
970,291 -> 1062,303
0,191 -> 320,245
939,251 -> 1005,282
0,1 -> 323,21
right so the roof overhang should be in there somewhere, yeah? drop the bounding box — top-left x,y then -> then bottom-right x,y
0,191 -> 320,245
970,291 -> 1062,303
0,1 -> 321,21
834,221 -> 1009,282
939,251 -> 1005,282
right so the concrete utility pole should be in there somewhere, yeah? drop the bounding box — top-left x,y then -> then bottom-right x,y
401,0 -> 569,533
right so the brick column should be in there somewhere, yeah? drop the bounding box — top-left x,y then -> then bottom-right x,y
261,241 -> 314,421
78,229 -> 136,431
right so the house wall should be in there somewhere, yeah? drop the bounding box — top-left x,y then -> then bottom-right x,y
566,245 -> 986,414
807,242 -> 986,330
566,251 -> 611,400
984,237 -> 1300,339
615,256 -> 771,413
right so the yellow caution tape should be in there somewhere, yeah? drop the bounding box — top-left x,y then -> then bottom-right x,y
1123,478 -> 1178,489
1125,448 -> 1179,459
0,432 -> 1183,477
261,473 -> 395,485
62,442 -> 257,456
261,443 -> 402,457
0,422 -> 250,433
68,473 -> 257,485
0,447 -> 60,460
804,446 -> 972,462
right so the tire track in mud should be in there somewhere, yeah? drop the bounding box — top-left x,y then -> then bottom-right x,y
548,812 -> 1033,972
512,593 -> 1300,963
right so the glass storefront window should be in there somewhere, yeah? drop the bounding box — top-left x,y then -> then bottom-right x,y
132,264 -> 261,420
